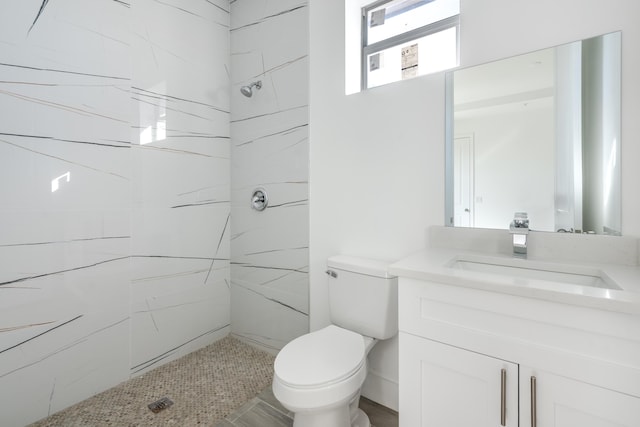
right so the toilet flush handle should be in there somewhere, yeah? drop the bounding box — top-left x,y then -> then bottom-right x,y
325,269 -> 337,278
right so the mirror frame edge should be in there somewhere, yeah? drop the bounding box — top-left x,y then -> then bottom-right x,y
444,71 -> 454,227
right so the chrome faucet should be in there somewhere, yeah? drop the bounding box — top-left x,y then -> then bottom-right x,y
509,212 -> 529,257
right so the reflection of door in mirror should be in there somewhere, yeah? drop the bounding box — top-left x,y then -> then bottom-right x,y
453,135 -> 474,227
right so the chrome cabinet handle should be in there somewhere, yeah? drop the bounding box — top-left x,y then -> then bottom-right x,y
500,368 -> 506,426
531,376 -> 537,427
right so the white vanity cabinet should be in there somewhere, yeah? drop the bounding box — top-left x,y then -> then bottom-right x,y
397,277 -> 640,427
519,366 -> 640,427
400,332 -> 519,426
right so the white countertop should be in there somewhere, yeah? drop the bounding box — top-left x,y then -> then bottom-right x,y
389,247 -> 640,315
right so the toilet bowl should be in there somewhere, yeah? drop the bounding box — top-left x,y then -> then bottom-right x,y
273,325 -> 375,427
272,255 -> 398,427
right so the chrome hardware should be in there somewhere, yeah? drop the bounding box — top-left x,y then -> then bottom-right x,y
325,269 -> 337,278
509,211 -> 529,257
148,396 -> 174,413
240,80 -> 262,97
530,376 -> 537,427
500,368 -> 506,426
251,188 -> 268,211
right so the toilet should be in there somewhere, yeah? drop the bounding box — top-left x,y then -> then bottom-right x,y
272,255 -> 398,427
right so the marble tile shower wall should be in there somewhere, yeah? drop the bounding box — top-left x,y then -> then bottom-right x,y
0,1 -> 230,425
229,1 -> 309,351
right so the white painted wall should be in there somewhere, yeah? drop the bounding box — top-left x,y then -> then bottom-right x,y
309,0 -> 640,411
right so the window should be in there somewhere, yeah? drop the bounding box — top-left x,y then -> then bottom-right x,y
362,0 -> 459,89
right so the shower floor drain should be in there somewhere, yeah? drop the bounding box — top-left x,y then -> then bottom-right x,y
148,397 -> 174,413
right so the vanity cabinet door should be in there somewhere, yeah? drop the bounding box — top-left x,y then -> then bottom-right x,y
399,332 -> 518,427
519,367 -> 640,427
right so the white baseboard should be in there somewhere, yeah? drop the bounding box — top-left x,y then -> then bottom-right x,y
361,370 -> 399,412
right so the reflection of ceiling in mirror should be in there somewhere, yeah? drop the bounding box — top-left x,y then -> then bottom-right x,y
454,93 -> 554,120
454,47 -> 557,109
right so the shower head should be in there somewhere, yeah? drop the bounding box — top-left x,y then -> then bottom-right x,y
240,86 -> 252,97
240,80 -> 262,97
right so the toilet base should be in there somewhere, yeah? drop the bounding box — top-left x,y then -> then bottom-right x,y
290,397 -> 371,427
352,408 -> 371,427
292,404 -> 350,427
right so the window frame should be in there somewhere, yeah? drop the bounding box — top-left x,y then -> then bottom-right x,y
361,0 -> 460,90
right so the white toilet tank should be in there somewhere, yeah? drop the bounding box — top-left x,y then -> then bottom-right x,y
326,255 -> 398,340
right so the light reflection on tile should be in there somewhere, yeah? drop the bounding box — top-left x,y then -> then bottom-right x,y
0,1 -> 231,425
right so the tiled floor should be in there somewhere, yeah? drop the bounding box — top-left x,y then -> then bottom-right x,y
30,336 -> 276,426
29,335 -> 399,427
215,385 -> 398,427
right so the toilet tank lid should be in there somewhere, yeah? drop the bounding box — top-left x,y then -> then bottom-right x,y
327,255 -> 396,278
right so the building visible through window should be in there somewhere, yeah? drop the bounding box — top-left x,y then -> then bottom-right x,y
362,0 -> 460,89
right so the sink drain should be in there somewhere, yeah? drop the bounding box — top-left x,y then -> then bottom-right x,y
148,397 -> 174,413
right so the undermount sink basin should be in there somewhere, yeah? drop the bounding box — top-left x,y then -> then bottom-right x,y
448,255 -> 622,290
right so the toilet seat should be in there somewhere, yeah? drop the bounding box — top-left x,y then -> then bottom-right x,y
274,325 -> 366,389
273,325 -> 369,412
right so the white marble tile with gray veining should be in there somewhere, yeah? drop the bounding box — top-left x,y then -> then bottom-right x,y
229,1 -> 309,352
0,1 -> 232,425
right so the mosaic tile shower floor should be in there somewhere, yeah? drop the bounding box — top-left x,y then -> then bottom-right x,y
30,336 -> 275,426
29,336 -> 398,427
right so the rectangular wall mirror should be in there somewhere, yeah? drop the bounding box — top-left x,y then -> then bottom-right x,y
445,31 -> 621,235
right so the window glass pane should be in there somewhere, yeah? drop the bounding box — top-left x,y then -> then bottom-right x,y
367,0 -> 460,45
366,26 -> 457,88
